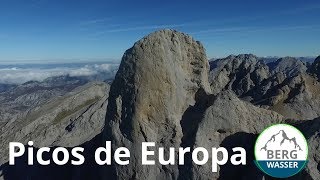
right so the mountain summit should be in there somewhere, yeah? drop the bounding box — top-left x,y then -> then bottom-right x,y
103,30 -> 285,180
104,29 -> 212,179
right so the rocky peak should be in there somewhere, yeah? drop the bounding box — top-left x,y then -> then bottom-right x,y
209,54 -> 269,95
210,54 -> 259,71
268,56 -> 307,76
104,29 -> 211,179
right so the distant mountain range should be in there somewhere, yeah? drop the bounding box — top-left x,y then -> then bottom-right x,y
210,56 -> 317,63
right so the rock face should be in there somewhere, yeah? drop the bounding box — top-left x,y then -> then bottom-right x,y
290,118 -> 320,180
191,91 -> 283,179
309,56 -> 320,79
0,82 -> 109,165
104,29 -> 211,180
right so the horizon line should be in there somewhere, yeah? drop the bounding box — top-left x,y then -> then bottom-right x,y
0,55 -> 318,64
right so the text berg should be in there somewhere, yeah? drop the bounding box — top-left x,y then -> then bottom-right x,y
267,150 -> 297,159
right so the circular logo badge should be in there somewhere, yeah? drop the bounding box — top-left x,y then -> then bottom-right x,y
254,124 -> 308,178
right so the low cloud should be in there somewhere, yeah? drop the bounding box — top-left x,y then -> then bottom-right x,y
0,63 -> 119,84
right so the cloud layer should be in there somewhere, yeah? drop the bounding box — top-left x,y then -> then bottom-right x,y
0,63 -> 119,84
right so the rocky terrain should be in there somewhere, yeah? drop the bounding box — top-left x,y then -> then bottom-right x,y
0,75 -> 90,126
0,29 -> 319,180
0,81 -> 109,179
209,54 -> 320,120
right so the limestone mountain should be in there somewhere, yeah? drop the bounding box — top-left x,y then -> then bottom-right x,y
103,30 -> 287,180
209,54 -> 320,120
209,54 -> 269,96
104,29 -> 211,180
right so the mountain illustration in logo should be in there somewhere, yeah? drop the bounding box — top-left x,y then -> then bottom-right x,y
260,130 -> 302,151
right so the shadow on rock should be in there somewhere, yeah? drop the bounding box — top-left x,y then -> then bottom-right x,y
178,88 -> 215,180
218,132 -> 265,180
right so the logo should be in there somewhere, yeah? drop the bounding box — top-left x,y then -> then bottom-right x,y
254,124 -> 308,178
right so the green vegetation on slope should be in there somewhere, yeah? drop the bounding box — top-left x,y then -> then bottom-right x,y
53,96 -> 101,124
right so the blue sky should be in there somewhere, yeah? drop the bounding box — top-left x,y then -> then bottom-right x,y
0,0 -> 319,63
